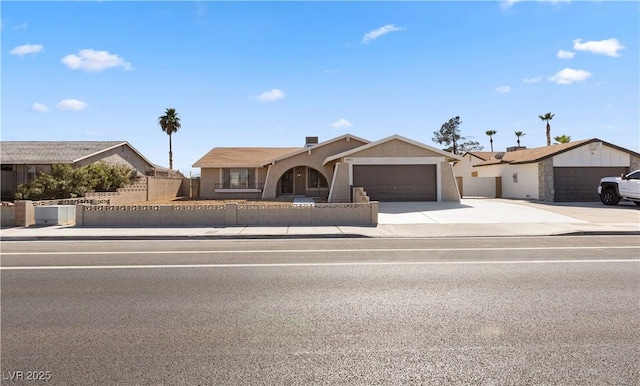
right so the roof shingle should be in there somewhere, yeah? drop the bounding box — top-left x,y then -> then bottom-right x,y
192,147 -> 301,168
0,141 -> 127,164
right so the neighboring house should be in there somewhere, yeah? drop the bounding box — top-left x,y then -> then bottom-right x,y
153,164 -> 185,178
465,138 -> 640,202
1,141 -> 156,200
193,134 -> 462,202
453,151 -> 499,198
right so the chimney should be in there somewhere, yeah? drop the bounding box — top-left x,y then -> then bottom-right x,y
305,136 -> 318,147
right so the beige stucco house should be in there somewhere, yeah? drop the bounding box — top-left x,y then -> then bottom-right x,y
0,141 -> 157,201
455,138 -> 640,202
194,134 -> 462,202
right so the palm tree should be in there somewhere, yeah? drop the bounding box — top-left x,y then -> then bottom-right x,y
538,112 -> 555,146
485,130 -> 497,152
158,108 -> 181,171
554,134 -> 571,144
514,131 -> 526,147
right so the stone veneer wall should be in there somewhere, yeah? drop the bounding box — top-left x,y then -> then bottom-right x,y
630,155 -> 640,172
538,159 -> 554,202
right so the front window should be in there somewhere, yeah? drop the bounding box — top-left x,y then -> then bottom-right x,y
307,169 -> 328,188
221,168 -> 255,189
25,165 -> 50,184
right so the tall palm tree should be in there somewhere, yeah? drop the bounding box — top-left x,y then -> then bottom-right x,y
514,131 -> 526,147
158,108 -> 181,171
485,130 -> 497,152
538,112 -> 555,146
554,134 -> 571,144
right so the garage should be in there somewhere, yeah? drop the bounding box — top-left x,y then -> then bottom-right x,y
353,164 -> 437,201
553,167 -> 628,202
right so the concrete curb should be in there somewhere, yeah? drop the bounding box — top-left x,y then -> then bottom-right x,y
2,230 -> 639,242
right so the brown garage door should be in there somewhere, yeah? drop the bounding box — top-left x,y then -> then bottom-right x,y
553,167 -> 628,202
353,165 -> 436,201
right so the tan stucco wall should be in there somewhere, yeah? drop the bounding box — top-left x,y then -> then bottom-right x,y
344,139 -> 444,158
199,168 -> 221,198
76,144 -> 154,176
262,138 -> 367,199
328,162 -> 351,203
440,162 -> 461,202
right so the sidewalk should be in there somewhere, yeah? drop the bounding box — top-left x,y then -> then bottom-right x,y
1,199 -> 638,240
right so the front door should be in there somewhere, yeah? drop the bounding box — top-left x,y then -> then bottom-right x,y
294,167 -> 306,195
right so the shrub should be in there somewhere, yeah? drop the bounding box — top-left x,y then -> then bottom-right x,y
15,162 -> 133,200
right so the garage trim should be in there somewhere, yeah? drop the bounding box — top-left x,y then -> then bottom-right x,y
347,157 -> 445,201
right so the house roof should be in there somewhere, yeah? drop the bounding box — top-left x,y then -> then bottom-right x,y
474,138 -> 640,166
192,147 -> 301,168
260,134 -> 370,166
460,151 -> 497,162
0,141 -> 153,166
323,134 -> 463,165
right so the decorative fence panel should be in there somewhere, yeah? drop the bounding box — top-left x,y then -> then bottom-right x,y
76,202 -> 377,227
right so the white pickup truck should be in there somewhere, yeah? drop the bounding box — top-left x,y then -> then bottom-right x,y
598,170 -> 640,206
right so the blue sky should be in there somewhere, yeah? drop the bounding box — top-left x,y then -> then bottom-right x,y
2,0 -> 639,175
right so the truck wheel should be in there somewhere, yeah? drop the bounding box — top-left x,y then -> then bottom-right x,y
600,188 -> 620,206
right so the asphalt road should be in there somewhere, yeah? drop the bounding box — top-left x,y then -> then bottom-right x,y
2,236 -> 639,385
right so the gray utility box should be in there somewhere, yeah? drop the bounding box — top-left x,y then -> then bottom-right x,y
34,205 -> 76,226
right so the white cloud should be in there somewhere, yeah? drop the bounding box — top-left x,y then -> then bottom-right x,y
56,99 -> 88,111
31,103 -> 48,112
573,38 -> 625,57
255,89 -> 285,102
13,22 -> 28,30
496,86 -> 511,94
323,69 -> 341,74
523,76 -> 542,84
548,68 -> 592,85
9,44 -> 43,56
502,0 -> 570,9
61,49 -> 133,72
330,118 -> 353,129
557,50 -> 575,59
362,24 -> 403,44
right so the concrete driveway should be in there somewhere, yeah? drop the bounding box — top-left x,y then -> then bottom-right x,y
378,198 -> 639,225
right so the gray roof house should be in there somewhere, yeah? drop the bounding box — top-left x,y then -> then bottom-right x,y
1,141 -> 156,200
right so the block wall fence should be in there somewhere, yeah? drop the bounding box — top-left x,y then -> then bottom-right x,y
75,203 -> 378,227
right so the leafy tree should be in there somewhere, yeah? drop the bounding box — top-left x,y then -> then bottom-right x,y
554,134 -> 571,144
538,112 -> 555,146
485,130 -> 497,152
158,108 -> 181,171
432,116 -> 483,155
514,131 -> 526,147
15,162 -> 132,200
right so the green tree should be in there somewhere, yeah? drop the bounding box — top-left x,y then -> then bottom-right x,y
158,108 -> 181,171
514,131 -> 526,147
538,112 -> 555,146
15,162 -> 132,200
485,130 -> 497,152
432,116 -> 483,155
554,134 -> 571,144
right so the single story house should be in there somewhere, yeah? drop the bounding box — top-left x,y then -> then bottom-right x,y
0,141 -> 157,200
456,138 -> 640,202
193,134 -> 462,202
